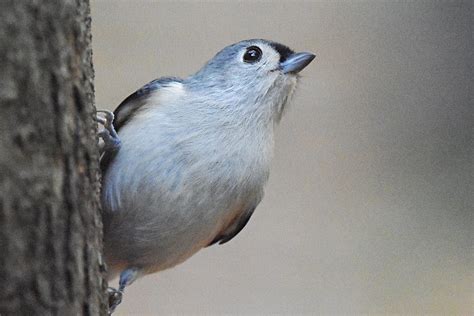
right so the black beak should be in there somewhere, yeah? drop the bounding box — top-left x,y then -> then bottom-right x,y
280,52 -> 316,74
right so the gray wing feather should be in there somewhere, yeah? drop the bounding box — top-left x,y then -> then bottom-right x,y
100,77 -> 183,173
112,77 -> 183,131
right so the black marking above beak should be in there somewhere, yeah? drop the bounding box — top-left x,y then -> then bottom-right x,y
280,52 -> 316,74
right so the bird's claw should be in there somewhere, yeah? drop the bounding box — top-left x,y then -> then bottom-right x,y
96,110 -> 121,154
107,287 -> 123,315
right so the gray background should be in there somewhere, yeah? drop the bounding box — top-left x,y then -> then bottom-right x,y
91,1 -> 472,314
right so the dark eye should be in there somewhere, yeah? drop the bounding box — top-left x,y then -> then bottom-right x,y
243,46 -> 262,63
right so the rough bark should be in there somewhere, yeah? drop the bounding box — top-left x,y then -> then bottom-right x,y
0,0 -> 107,314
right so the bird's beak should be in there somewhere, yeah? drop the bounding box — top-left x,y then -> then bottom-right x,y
280,52 -> 316,74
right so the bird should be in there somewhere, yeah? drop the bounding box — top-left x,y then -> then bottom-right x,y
98,39 -> 315,312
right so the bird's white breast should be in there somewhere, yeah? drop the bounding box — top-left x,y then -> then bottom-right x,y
102,84 -> 273,275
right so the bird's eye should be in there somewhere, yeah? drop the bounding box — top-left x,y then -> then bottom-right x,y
243,46 -> 262,63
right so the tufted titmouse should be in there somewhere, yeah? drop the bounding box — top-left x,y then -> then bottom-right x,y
98,39 -> 315,312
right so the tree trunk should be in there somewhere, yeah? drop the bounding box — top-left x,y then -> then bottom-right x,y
0,0 -> 107,314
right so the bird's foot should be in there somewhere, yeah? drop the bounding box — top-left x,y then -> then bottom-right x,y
107,268 -> 139,314
107,287 -> 123,315
96,110 -> 121,155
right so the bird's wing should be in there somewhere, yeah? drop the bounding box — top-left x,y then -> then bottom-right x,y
111,76 -> 183,132
207,206 -> 257,246
100,77 -> 183,173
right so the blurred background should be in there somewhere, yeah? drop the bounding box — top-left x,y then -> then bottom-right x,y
91,1 -> 472,314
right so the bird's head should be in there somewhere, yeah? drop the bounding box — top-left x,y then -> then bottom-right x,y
187,39 -> 315,122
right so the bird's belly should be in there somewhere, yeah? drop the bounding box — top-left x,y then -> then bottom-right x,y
145,202 -> 248,273
142,198 -> 247,274
103,160 -> 262,276
102,123 -> 269,277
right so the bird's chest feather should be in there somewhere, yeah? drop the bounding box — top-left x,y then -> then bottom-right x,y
107,111 -> 272,220
102,117 -> 271,270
